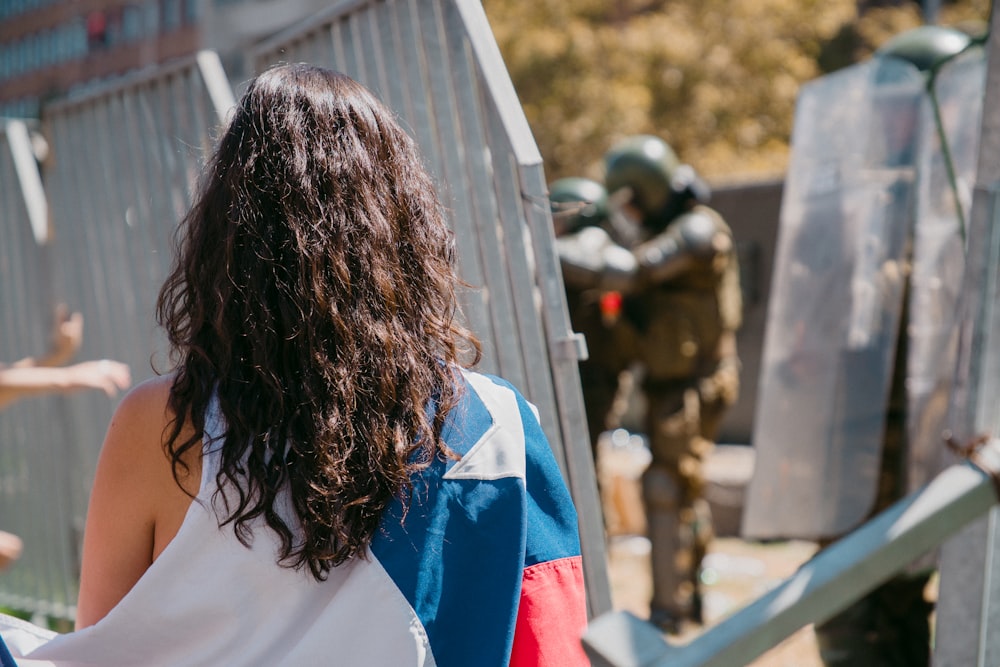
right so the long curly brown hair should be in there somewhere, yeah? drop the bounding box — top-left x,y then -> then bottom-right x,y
156,64 -> 480,581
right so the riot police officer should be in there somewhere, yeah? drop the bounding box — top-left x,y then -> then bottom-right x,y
602,135 -> 743,633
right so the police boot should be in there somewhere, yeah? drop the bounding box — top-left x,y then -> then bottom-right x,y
642,466 -> 695,634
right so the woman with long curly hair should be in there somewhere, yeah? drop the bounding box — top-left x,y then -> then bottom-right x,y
0,64 -> 588,666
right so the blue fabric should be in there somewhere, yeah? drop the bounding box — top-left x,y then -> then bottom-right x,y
499,376 -> 582,567
371,372 -> 581,667
0,632 -> 17,667
373,374 -> 524,667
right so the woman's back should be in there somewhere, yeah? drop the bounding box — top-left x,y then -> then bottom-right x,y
3,370 -> 585,666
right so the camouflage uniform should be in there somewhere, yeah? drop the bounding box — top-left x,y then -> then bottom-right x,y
626,204 -> 741,631
603,136 -> 743,632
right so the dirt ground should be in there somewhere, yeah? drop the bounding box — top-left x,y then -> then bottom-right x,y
598,436 -> 825,666
606,534 -> 824,666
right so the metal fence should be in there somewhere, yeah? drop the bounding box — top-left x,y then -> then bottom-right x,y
0,52 -> 236,621
249,0 -> 611,615
0,119 -> 79,620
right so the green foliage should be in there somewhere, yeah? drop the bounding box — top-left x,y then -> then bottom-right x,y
0,606 -> 31,621
483,0 -> 990,184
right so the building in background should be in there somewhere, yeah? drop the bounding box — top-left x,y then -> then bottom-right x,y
0,0 -> 329,118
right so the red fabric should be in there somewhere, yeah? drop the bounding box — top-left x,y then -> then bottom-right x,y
509,556 -> 589,667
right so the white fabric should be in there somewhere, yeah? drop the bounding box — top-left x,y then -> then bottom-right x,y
2,395 -> 436,667
443,371 -> 526,481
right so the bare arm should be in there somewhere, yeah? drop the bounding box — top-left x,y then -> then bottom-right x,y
0,360 -> 131,410
0,304 -> 131,409
75,374 -> 197,629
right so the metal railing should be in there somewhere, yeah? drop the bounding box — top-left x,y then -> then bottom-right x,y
0,119 -> 76,620
0,52 -> 235,621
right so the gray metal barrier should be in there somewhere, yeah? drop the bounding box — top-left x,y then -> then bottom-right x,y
0,52 -> 235,621
0,119 -> 79,620
249,0 -> 611,615
933,4 -> 1000,658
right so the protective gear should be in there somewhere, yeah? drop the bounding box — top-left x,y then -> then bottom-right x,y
604,135 -> 679,227
604,136 -> 713,234
905,39 -> 984,493
556,226 -> 637,293
642,385 -> 723,632
742,55 -> 925,541
603,143 -> 741,631
548,177 -> 610,236
876,25 -> 972,73
633,208 -> 734,287
743,33 -> 985,542
620,205 -> 742,381
742,28 -> 985,667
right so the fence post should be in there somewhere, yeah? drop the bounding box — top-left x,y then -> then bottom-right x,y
933,4 -> 1000,663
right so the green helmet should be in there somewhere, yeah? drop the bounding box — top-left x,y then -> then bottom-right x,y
876,25 -> 972,73
603,135 -> 680,222
548,177 -> 609,235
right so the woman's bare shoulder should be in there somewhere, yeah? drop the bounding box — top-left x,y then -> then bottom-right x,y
76,371 -> 189,628
96,374 -> 178,477
113,373 -> 175,424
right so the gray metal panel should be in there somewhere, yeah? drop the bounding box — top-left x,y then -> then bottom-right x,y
250,0 -> 610,615
0,52 -> 236,621
934,7 -> 1000,663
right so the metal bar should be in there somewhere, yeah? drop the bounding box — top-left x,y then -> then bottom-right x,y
451,0 -> 541,165
3,120 -> 48,245
360,3 -> 389,101
442,3 -> 526,391
45,51 -> 221,115
196,51 -> 236,124
584,442 -> 1000,666
519,154 -> 613,618
414,0 -> 495,369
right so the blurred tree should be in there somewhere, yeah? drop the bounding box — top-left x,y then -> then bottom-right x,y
483,0 -> 989,184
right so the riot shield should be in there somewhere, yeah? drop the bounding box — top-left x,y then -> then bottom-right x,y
906,48 -> 985,492
743,58 -> 925,540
